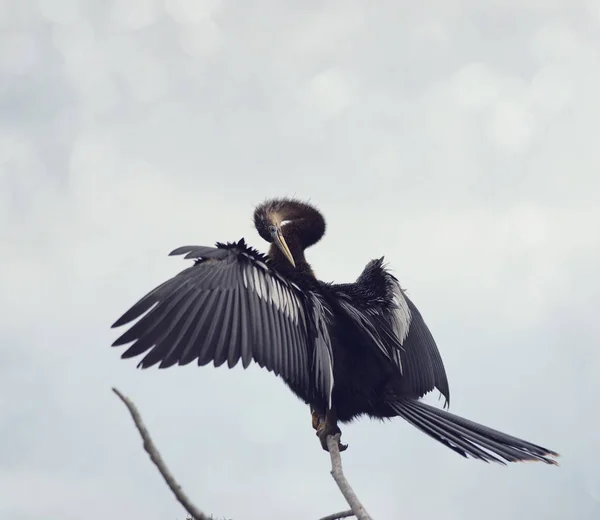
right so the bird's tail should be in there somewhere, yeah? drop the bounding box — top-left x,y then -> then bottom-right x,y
389,399 -> 559,465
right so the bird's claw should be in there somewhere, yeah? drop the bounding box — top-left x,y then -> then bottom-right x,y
329,437 -> 348,452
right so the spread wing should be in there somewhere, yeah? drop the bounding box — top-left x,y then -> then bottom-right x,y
330,258 -> 450,406
111,239 -> 334,406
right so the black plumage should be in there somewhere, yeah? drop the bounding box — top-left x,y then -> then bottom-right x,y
111,198 -> 559,465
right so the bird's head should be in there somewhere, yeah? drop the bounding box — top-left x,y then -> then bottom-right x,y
254,198 -> 297,267
253,198 -> 326,268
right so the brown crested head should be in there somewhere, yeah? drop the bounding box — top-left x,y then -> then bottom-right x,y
253,197 -> 326,248
253,198 -> 326,272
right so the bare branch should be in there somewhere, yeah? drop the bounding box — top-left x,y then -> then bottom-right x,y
319,509 -> 355,520
114,387 -> 370,520
112,387 -> 211,520
326,434 -> 373,520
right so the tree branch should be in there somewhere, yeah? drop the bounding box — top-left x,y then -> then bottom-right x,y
114,387 -> 371,520
326,434 -> 373,520
319,509 -> 355,520
112,387 -> 210,520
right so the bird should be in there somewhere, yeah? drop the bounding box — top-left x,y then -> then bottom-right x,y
111,197 -> 559,465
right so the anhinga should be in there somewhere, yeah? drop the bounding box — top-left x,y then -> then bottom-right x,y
111,198 -> 559,465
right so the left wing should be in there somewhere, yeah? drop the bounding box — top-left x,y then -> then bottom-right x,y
329,258 -> 450,406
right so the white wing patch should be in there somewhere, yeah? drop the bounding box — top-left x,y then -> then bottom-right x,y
242,263 -> 306,326
242,261 -> 334,407
386,279 -> 412,376
390,279 -> 412,345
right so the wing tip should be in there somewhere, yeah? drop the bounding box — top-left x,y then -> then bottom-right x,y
169,246 -> 189,256
111,316 -> 128,329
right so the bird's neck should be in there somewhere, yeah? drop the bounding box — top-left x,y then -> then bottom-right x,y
269,236 -> 316,279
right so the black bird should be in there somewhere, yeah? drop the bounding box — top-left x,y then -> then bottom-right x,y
111,198 -> 559,465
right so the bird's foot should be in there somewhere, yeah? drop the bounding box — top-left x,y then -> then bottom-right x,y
311,408 -> 321,430
314,412 -> 348,452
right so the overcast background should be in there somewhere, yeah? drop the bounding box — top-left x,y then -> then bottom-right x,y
1,1 -> 599,519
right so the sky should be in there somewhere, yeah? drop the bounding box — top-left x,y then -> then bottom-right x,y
1,0 -> 599,519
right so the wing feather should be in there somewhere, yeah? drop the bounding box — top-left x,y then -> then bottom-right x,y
179,292 -> 211,366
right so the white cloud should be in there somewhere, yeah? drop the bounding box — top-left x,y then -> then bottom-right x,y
61,43 -> 121,114
38,0 -> 81,25
51,19 -> 96,60
529,63 -> 574,118
509,206 -> 550,248
452,62 -> 502,110
0,31 -> 38,75
110,0 -> 161,30
307,67 -> 356,118
288,0 -> 365,56
178,17 -> 223,58
165,0 -> 220,25
486,98 -> 536,154
121,55 -> 169,102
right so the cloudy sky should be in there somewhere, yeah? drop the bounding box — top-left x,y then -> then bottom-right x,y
1,0 -> 599,519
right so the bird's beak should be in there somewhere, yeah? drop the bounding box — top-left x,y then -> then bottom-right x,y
273,228 -> 296,267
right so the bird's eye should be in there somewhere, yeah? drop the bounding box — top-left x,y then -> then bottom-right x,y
268,225 -> 277,234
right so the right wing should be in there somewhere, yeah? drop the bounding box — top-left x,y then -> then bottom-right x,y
111,239 -> 335,405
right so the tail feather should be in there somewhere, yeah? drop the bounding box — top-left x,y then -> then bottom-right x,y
389,400 -> 559,465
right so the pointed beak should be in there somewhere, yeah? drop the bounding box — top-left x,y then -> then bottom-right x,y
273,227 -> 296,267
